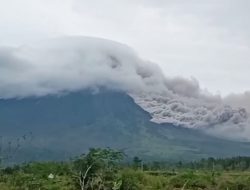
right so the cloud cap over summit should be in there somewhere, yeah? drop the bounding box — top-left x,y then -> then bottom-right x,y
0,36 -> 249,141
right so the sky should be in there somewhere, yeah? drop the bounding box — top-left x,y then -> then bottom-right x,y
0,0 -> 250,96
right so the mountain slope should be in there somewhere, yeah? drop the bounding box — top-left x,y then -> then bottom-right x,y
1,90 -> 250,162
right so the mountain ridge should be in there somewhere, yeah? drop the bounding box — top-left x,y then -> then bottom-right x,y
1,89 -> 250,163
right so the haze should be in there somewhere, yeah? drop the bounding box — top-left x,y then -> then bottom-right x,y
0,0 -> 250,95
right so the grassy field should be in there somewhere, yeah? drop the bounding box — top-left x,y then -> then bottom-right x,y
1,167 -> 250,189
1,148 -> 250,189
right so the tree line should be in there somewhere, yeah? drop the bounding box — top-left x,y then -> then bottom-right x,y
1,148 -> 250,189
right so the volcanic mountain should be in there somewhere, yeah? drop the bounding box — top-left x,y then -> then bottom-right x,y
0,36 -> 250,162
1,89 -> 250,163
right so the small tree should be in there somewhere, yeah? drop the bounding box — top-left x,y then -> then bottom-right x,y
72,148 -> 124,190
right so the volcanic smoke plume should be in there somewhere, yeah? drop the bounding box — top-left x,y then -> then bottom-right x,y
0,36 -> 249,141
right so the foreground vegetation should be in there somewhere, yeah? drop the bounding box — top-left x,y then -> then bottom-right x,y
1,148 -> 250,190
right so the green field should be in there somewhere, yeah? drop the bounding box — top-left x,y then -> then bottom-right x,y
1,167 -> 250,189
1,148 -> 250,190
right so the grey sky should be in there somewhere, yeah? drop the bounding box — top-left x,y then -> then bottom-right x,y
0,0 -> 249,95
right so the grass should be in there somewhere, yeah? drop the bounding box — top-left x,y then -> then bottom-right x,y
1,163 -> 250,189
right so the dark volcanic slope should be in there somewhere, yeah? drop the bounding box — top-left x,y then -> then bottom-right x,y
1,90 -> 250,162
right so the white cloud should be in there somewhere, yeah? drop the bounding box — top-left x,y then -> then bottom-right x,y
0,0 -> 249,95
0,0 -> 250,141
0,36 -> 249,141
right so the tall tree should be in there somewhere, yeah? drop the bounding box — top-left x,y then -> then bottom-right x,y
72,148 -> 124,190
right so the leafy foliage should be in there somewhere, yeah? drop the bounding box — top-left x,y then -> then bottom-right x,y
1,149 -> 250,190
71,148 -> 124,190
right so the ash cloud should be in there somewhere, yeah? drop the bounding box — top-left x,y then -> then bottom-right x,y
224,92 -> 250,113
0,36 -> 249,141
